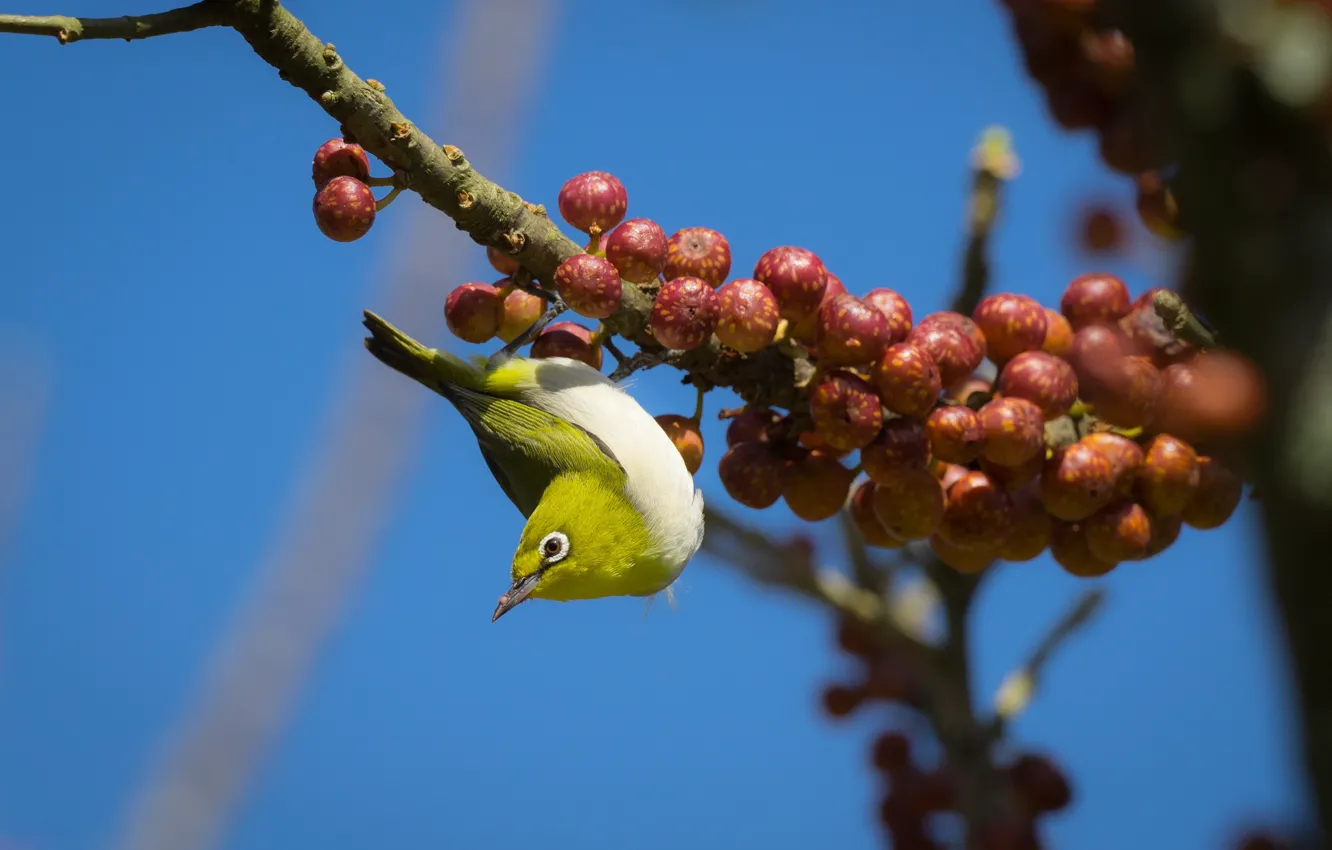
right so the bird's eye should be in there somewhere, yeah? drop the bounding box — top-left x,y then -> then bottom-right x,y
539,531 -> 569,564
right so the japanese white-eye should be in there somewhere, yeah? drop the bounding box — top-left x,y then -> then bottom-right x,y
362,311 -> 705,621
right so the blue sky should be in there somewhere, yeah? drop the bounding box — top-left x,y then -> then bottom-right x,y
0,1 -> 1310,849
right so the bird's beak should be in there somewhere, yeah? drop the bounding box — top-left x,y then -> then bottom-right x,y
492,572 -> 541,622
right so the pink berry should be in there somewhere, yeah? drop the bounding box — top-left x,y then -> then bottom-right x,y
753,246 -> 829,321
996,350 -> 1079,420
865,288 -> 914,344
496,286 -> 545,343
486,245 -> 521,276
977,397 -> 1045,467
312,176 -> 376,243
816,293 -> 891,367
972,293 -> 1048,363
716,279 -> 780,352
916,311 -> 988,359
557,171 -> 627,234
907,321 -> 984,389
650,277 -> 721,350
311,138 -> 370,188
873,342 -> 943,419
444,282 -> 505,344
604,218 -> 668,284
553,254 -> 623,319
663,227 -> 732,287
809,370 -> 884,451
1061,272 -> 1131,329
530,321 -> 603,370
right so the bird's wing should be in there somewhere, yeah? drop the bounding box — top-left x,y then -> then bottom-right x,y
448,385 -> 626,518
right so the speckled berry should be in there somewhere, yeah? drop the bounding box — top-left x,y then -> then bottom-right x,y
1182,457 -> 1243,530
655,414 -> 704,475
1136,434 -> 1200,516
1061,272 -> 1131,330
978,397 -> 1045,467
753,246 -> 828,321
861,418 -> 931,484
554,254 -> 623,319
312,175 -> 376,242
650,276 -> 720,350
865,288 -> 914,344
871,467 -> 945,541
1042,308 -> 1075,358
925,405 -> 986,465
1041,440 -> 1118,521
787,273 -> 846,343
663,227 -> 732,287
784,451 -> 856,522
981,452 -> 1044,492
715,279 -> 780,352
604,217 -> 667,284
1068,323 -> 1129,390
816,294 -> 891,367
999,484 -> 1053,561
311,138 -> 370,187
937,469 -> 1013,550
530,321 -> 603,370
1086,355 -> 1162,428
931,533 -> 998,574
907,322 -> 984,389
973,293 -> 1048,363
809,371 -> 884,451
916,311 -> 988,360
1081,431 -> 1145,500
849,481 -> 907,549
726,407 -> 781,448
872,343 -> 943,419
495,287 -> 546,344
556,171 -> 627,234
1086,501 -> 1153,562
1050,520 -> 1118,577
718,442 -> 787,509
996,351 -> 1078,420
486,245 -> 521,276
444,281 -> 505,344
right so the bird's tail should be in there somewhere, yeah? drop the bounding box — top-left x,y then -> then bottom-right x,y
362,310 -> 485,394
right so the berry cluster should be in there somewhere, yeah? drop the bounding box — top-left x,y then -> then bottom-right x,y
310,138 -> 398,242
436,167 -> 1251,580
998,0 -> 1185,241
829,619 -> 1070,849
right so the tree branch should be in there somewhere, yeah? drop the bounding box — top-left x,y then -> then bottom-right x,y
992,588 -> 1106,726
0,2 -> 227,42
952,127 -> 1019,317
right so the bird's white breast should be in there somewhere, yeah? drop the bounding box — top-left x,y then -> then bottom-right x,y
516,357 -> 705,587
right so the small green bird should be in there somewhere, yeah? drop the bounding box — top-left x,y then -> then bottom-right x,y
362,311 -> 705,621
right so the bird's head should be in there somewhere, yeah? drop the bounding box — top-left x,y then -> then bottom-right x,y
492,472 -> 651,621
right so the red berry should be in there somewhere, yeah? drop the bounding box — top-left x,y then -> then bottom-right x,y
1041,440 -> 1118,521
604,217 -> 667,284
816,294 -> 891,367
1082,28 -> 1136,92
312,175 -> 376,242
784,451 -> 856,522
753,246 -> 829,321
1182,456 -> 1243,530
718,442 -> 787,509
557,170 -> 627,234
1009,753 -> 1073,813
917,311 -> 988,359
948,377 -> 994,406
937,469 -> 1013,550
1079,204 -> 1125,254
849,480 -> 907,549
1146,511 -> 1184,556
907,322 -> 984,389
981,452 -> 1044,491
999,484 -> 1054,561
925,405 -> 986,464
1153,349 -> 1268,440
311,137 -> 370,187
1137,434 -> 1199,516
972,293 -> 1048,363
486,245 -> 521,276
787,272 -> 846,343
996,351 -> 1078,420
1061,272 -> 1131,329
655,414 -> 704,475
871,731 -> 912,774
871,467 -> 945,541
530,321 -> 603,370
554,254 -> 623,319
1042,308 -> 1075,358
873,343 -> 943,419
663,227 -> 732,287
650,277 -> 721,350
444,281 -> 505,344
865,288 -> 914,344
978,397 -> 1045,467
726,407 -> 781,447
1086,355 -> 1162,428
1050,520 -> 1118,577
821,683 -> 862,718
936,461 -> 969,491
809,371 -> 884,451
496,287 -> 546,344
1086,501 -> 1153,562
1067,324 -> 1129,389
931,533 -> 998,574
861,418 -> 931,484
715,279 -> 780,352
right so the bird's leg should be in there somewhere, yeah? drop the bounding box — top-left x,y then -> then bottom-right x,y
487,299 -> 568,369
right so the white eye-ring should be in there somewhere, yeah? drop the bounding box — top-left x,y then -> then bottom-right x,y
539,531 -> 570,564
